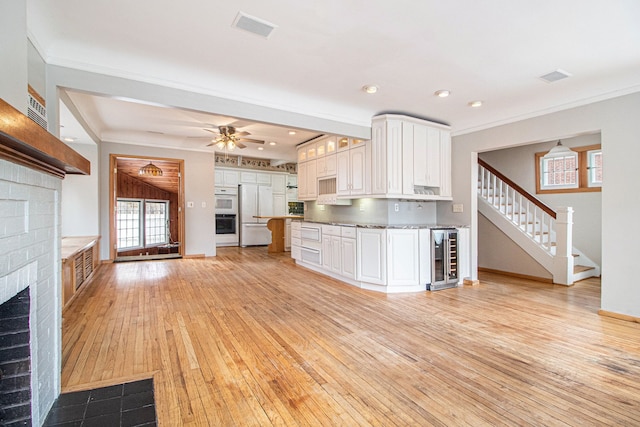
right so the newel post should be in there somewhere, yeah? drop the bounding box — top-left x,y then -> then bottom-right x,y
553,207 -> 574,285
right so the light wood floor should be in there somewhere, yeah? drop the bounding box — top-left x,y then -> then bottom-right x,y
62,247 -> 640,426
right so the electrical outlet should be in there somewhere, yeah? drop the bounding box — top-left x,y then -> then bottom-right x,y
187,201 -> 194,208
360,201 -> 365,211
452,203 -> 464,213
201,201 -> 207,208
394,203 -> 399,212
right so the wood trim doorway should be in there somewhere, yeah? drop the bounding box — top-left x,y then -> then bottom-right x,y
109,154 -> 186,261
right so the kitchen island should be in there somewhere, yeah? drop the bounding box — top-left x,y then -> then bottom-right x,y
291,221 -> 470,293
254,216 -> 304,253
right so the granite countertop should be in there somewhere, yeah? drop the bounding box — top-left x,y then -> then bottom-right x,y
295,220 -> 466,229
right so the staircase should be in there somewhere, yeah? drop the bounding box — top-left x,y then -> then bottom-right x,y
478,159 -> 600,285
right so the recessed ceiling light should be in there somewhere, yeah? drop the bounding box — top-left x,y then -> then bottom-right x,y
469,100 -> 483,108
62,137 -> 76,142
362,85 -> 378,94
434,90 -> 450,98
288,131 -> 296,135
269,141 -> 277,146
258,147 -> 264,150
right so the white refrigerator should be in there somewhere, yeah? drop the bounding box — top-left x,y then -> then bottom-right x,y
239,184 -> 274,246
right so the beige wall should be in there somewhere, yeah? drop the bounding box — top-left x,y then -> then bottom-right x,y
478,214 -> 551,279
478,132 -> 602,267
442,91 -> 640,318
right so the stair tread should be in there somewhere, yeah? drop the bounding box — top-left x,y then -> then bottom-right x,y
574,265 -> 595,273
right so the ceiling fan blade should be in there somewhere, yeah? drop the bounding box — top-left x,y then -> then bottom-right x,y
227,119 -> 253,128
203,128 -> 220,135
237,138 -> 265,144
236,142 -> 247,149
235,131 -> 251,136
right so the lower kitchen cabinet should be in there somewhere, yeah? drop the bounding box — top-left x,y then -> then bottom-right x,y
341,236 -> 357,280
357,228 -> 386,285
322,234 -> 342,274
293,223 -> 463,293
387,229 -> 420,286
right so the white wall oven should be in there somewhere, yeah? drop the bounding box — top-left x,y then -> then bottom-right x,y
215,187 -> 239,246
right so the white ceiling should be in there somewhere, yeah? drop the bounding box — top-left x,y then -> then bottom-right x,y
28,0 -> 640,162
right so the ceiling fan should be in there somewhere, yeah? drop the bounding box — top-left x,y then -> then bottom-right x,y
205,125 -> 265,151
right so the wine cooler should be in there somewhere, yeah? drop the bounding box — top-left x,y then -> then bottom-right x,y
429,228 -> 459,291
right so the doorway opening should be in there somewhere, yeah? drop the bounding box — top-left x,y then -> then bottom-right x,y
109,155 -> 185,261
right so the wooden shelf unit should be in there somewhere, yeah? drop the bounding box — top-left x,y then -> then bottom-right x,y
62,236 -> 100,309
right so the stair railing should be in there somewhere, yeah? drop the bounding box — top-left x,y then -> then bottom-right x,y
478,159 -> 573,284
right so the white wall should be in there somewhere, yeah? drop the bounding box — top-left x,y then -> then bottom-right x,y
0,0 -> 27,113
478,214 -> 552,279
100,142 -> 216,259
442,91 -> 640,319
479,133 -> 602,266
61,142 -> 100,236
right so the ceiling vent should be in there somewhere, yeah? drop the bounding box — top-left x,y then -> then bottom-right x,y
232,12 -> 277,38
539,69 -> 572,83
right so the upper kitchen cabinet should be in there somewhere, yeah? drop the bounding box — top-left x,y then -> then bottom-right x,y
271,174 -> 287,194
337,136 -> 366,152
371,114 -> 452,200
316,136 -> 337,157
336,141 -> 369,196
215,169 -> 239,187
297,155 -> 317,201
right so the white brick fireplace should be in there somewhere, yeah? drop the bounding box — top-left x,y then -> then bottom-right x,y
0,96 -> 89,426
0,158 -> 62,425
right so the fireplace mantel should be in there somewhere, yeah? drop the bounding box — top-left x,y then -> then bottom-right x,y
0,98 -> 90,178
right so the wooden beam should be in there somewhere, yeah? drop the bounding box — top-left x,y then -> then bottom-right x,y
0,98 -> 90,177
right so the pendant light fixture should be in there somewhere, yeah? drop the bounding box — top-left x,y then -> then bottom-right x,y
543,140 -> 574,159
138,161 -> 163,177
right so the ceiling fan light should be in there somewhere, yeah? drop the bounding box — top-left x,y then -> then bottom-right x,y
227,141 -> 236,151
216,140 -> 226,150
138,162 -> 163,177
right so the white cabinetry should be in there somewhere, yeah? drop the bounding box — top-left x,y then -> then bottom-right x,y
297,141 -> 319,201
341,227 -> 357,280
240,171 -> 257,183
297,159 -> 317,201
357,228 -> 386,285
372,114 -> 452,200
336,144 -> 368,196
321,225 -> 356,279
215,169 -> 239,187
439,132 -> 452,198
271,174 -> 286,194
317,154 -> 337,178
386,229 -> 420,286
322,225 -> 342,275
257,173 -> 271,185
272,173 -> 287,216
371,118 -> 403,195
290,221 -> 301,260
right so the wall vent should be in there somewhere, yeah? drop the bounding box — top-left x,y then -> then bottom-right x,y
539,69 -> 572,83
232,12 -> 277,38
27,93 -> 47,130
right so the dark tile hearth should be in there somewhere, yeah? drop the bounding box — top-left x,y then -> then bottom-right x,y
43,379 -> 156,427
